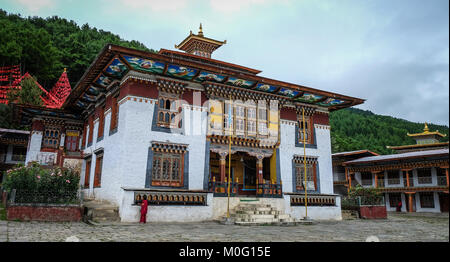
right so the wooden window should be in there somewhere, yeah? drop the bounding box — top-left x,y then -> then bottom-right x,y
151,152 -> 183,187
419,192 -> 435,208
298,115 -> 312,144
98,106 -> 105,138
235,104 -> 245,136
387,170 -> 400,185
88,116 -> 94,145
361,172 -> 373,186
82,123 -> 87,148
157,92 -> 180,128
295,162 -> 317,191
223,101 -> 234,135
84,159 -> 91,188
11,146 -> 26,161
110,96 -> 119,131
93,154 -> 103,188
42,127 -> 60,149
247,103 -> 257,137
258,101 -> 268,136
208,100 -> 223,135
65,131 -> 79,152
417,168 -> 432,184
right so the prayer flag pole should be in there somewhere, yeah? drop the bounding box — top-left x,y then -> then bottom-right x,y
302,107 -> 308,219
227,95 -> 232,218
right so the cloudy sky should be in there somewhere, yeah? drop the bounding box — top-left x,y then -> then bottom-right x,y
1,0 -> 449,126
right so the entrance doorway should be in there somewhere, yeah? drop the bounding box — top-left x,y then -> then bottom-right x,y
439,193 -> 449,212
242,157 -> 256,195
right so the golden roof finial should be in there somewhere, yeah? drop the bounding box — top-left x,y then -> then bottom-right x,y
198,23 -> 204,37
64,68 -> 67,72
424,122 -> 429,132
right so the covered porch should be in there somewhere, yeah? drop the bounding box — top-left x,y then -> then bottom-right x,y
207,145 -> 282,198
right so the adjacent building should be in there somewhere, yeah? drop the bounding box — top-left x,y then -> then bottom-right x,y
15,26 -> 365,222
0,128 -> 29,183
337,124 -> 449,213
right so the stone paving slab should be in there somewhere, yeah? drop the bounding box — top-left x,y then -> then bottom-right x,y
1,213 -> 448,242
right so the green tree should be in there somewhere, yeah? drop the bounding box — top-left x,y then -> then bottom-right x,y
7,76 -> 43,106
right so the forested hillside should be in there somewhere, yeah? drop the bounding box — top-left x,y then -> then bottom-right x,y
330,108 -> 449,155
0,9 -> 153,89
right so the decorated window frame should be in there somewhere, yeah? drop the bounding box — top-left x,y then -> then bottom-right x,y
157,91 -> 182,129
42,127 -> 61,149
149,142 -> 187,188
293,155 -> 318,191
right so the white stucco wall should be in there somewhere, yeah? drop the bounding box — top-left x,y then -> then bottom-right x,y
83,95 -> 208,209
279,120 -> 333,195
285,195 -> 342,220
25,131 -> 43,165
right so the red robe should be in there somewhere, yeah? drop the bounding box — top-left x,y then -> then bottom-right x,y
140,200 -> 148,223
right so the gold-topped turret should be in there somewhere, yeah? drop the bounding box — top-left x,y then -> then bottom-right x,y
198,23 -> 203,37
423,122 -> 429,132
174,23 -> 226,58
407,123 -> 446,138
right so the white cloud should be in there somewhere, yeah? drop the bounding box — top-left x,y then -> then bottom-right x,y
15,0 -> 54,12
209,0 -> 287,13
116,0 -> 189,12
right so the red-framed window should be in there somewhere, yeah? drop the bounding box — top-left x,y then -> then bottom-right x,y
98,106 -> 105,138
93,154 -> 103,188
88,115 -> 94,145
65,131 -> 79,152
110,96 -> 119,132
151,152 -> 184,187
84,159 -> 91,188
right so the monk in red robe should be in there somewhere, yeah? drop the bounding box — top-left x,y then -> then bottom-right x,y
140,195 -> 148,223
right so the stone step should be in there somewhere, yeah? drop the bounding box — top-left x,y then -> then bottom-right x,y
275,214 -> 291,220
235,210 -> 279,216
235,206 -> 274,212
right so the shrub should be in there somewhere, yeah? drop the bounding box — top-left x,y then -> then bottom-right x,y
3,162 -> 80,204
344,185 -> 384,206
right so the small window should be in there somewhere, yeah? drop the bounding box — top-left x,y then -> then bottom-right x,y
42,127 -> 60,149
298,115 -> 311,144
295,162 -> 317,191
157,92 -> 181,128
419,192 -> 435,208
84,159 -> 91,188
94,154 -> 103,188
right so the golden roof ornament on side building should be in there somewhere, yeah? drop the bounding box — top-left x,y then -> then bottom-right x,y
407,123 -> 446,138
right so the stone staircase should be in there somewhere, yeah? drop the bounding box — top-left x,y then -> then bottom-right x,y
82,199 -> 120,223
223,200 -> 302,226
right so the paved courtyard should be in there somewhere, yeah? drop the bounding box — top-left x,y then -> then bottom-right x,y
0,212 -> 448,242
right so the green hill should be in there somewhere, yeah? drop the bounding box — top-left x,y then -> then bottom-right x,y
330,108 -> 449,155
0,9 -> 154,89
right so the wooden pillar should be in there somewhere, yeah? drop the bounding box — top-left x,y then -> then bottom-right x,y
405,170 -> 411,188
219,152 -> 228,183
446,168 -> 449,188
348,172 -> 353,191
408,193 -> 414,213
256,155 -> 264,184
374,172 -> 378,188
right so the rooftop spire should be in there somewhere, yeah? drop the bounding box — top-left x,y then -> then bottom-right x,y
424,122 -> 429,132
175,23 -> 226,58
198,23 -> 203,36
